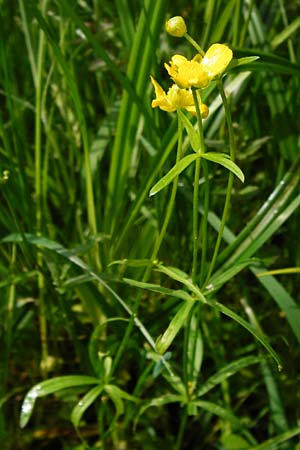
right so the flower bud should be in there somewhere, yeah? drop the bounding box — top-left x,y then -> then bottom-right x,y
165,16 -> 187,37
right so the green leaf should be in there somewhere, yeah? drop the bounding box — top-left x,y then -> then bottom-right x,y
134,394 -> 184,430
156,265 -> 280,367
149,153 -> 200,196
156,300 -> 196,354
20,376 -> 99,428
249,427 -> 300,450
187,312 -> 204,385
221,433 -> 251,449
210,299 -> 281,368
2,232 -> 158,351
155,264 -> 206,301
271,16 -> 300,49
71,385 -> 104,428
192,400 -> 243,429
177,109 -> 200,152
197,355 -> 262,397
104,385 -> 137,418
123,277 -> 191,302
200,152 -> 245,182
228,56 -> 260,71
257,267 -> 300,277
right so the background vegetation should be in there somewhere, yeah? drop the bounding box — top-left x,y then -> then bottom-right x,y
1,0 -> 300,449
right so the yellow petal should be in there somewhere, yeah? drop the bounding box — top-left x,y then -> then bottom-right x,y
165,57 -> 209,89
201,44 -> 233,78
171,54 -> 188,65
167,85 -> 194,108
150,75 -> 165,99
186,103 -> 209,118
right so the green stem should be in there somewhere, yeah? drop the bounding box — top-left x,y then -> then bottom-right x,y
175,406 -> 188,450
204,79 -> 236,286
111,112 -> 184,374
191,90 -> 205,283
149,112 -> 183,265
200,159 -> 209,285
35,0 -> 48,377
192,157 -> 201,283
184,33 -> 205,56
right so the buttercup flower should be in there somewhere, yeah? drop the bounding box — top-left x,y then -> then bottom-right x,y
164,55 -> 209,89
150,76 -> 209,118
165,44 -> 233,89
165,16 -> 187,37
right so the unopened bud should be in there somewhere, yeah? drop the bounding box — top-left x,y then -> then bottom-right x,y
165,16 -> 187,37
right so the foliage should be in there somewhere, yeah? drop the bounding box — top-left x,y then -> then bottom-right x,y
1,1 -> 300,449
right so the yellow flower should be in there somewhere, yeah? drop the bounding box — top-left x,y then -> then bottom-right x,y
150,76 -> 209,118
164,55 -> 209,89
165,16 -> 187,37
165,44 -> 233,89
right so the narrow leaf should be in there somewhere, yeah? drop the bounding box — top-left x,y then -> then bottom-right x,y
271,16 -> 300,49
149,153 -> 200,196
228,56 -> 260,71
197,355 -> 262,397
250,427 -> 300,450
192,400 -> 243,429
201,152 -> 245,182
71,385 -> 104,428
177,109 -> 200,152
20,376 -> 99,428
104,385 -> 137,418
209,300 -> 281,368
156,300 -> 196,354
134,394 -> 183,430
258,267 -> 300,277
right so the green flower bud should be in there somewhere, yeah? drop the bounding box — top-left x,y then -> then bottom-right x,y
165,16 -> 187,37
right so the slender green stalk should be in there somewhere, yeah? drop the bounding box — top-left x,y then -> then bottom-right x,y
239,0 -> 255,47
199,159 -> 210,285
184,33 -> 205,56
149,113 -> 183,265
111,112 -> 184,374
232,0 -> 241,46
4,244 -> 16,387
191,90 -> 205,283
175,406 -> 188,450
18,0 -> 37,85
278,0 -> 296,63
35,0 -> 48,377
204,79 -> 236,286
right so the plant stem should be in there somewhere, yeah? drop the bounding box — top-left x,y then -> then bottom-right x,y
184,33 -> 205,56
175,406 -> 188,450
191,90 -> 205,283
149,112 -> 183,267
111,112 -> 184,374
204,79 -> 236,286
35,0 -> 48,377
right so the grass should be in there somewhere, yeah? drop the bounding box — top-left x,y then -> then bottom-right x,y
1,0 -> 300,449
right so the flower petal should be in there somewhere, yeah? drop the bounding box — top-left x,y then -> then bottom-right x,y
150,76 -> 166,99
201,44 -> 233,78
